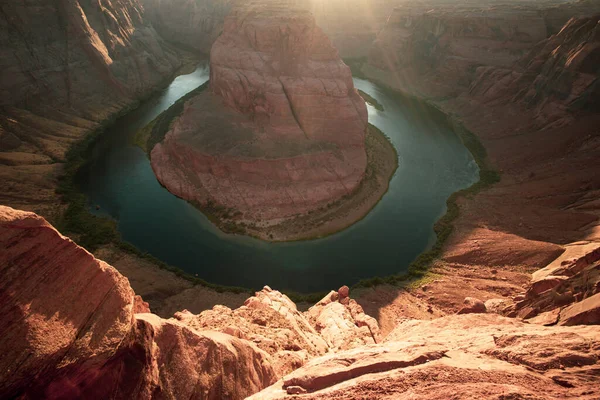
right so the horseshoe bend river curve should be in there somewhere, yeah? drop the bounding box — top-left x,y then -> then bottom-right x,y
76,63 -> 479,293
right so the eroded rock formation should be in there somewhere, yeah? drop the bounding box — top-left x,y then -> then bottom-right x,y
0,206 -> 276,399
150,0 -> 374,236
2,205 -> 600,398
0,0 -> 182,218
252,313 -> 600,399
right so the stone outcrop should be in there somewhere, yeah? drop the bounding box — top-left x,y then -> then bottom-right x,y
505,245 -> 600,325
0,0 -> 182,218
0,205 -> 275,399
150,0 -> 369,229
173,286 -> 329,377
251,314 -> 600,399
141,0 -> 234,54
305,290 -> 381,350
2,205 -> 600,399
172,285 -> 383,377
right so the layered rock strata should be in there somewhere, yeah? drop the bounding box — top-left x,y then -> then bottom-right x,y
0,206 -> 275,399
361,7 -> 600,269
252,313 -> 600,399
0,0 -> 182,219
4,205 -> 600,399
150,1 -> 381,238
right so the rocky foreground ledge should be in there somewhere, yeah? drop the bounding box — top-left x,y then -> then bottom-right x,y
1,205 -> 599,399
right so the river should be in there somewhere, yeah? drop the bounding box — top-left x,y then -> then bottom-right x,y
77,63 -> 479,293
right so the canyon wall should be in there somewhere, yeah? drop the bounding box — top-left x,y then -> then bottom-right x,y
362,5 -> 600,267
304,0 -> 403,58
2,205 -> 599,399
141,0 -> 234,53
151,1 -> 369,226
0,0 -> 181,218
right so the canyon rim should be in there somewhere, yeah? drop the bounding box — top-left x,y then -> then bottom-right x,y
1,0 -> 600,399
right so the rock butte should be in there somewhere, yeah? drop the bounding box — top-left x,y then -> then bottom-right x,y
2,205 -> 600,399
150,0 -> 370,226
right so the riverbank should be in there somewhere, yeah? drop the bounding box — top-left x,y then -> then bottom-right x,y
55,65 -> 487,313
49,59 -> 272,314
55,54 -> 202,250
347,55 -> 599,333
240,123 -> 398,242
139,87 -> 398,242
358,89 -> 384,111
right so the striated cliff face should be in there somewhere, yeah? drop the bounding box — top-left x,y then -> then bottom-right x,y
141,0 -> 234,54
150,1 -> 373,234
2,205 -> 600,399
368,4 -> 549,95
0,0 -> 181,218
0,206 -> 275,399
361,6 -> 600,268
469,14 -> 600,128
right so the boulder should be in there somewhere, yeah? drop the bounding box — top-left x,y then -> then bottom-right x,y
559,293 -> 600,326
457,297 -> 487,314
338,285 -> 350,299
484,298 -> 511,314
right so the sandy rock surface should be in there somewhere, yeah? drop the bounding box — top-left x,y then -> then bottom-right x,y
251,314 -> 600,399
0,206 -> 275,399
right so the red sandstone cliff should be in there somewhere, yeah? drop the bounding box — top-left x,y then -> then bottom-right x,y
141,0 -> 234,54
0,206 -> 275,399
362,6 -> 600,267
0,0 -> 182,218
151,1 -> 369,224
2,205 -> 599,399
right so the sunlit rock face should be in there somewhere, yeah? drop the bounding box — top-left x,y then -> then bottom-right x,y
250,313 -> 600,399
0,0 -> 181,217
368,4 -> 549,94
469,14 -> 600,128
0,0 -> 180,115
141,0 -> 234,53
304,0 -> 403,58
366,2 -> 600,104
3,205 -> 600,399
151,0 -> 368,221
0,206 -> 276,399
